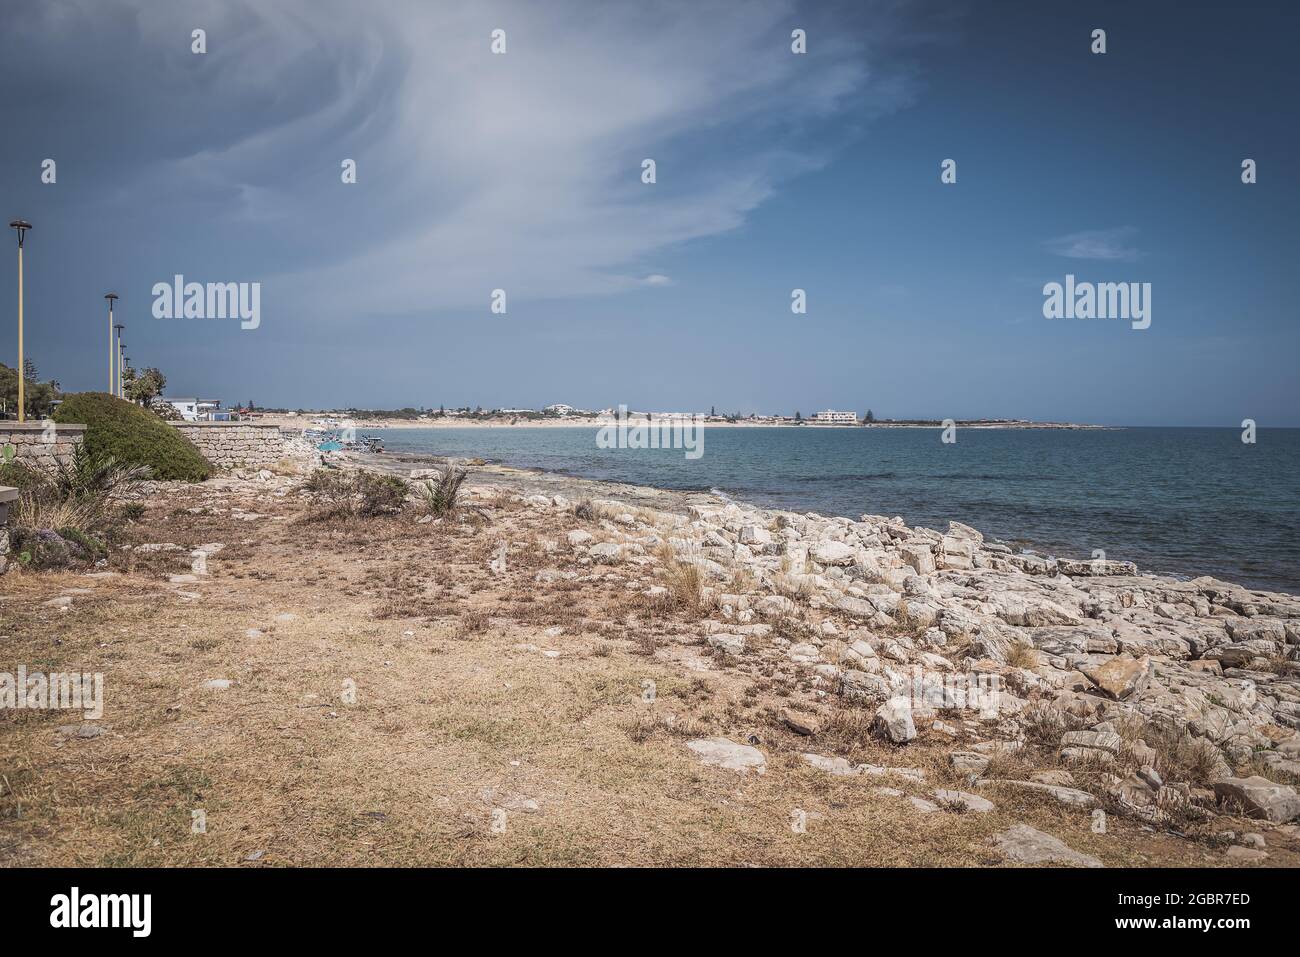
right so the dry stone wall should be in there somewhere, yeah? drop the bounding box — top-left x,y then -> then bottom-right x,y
0,422 -> 86,471
171,422 -> 309,469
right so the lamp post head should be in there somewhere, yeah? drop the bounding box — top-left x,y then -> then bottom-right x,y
105,292 -> 119,302
114,323 -> 125,334
9,219 -> 32,248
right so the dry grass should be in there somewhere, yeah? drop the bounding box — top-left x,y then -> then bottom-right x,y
0,476 -> 1289,868
655,546 -> 704,617
1004,642 -> 1039,669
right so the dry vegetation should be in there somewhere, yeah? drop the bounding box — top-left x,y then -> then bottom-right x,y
1,473 -> 1295,867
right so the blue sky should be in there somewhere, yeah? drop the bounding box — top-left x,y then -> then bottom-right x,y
0,0 -> 1296,424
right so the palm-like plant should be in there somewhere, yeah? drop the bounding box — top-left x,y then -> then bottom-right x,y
51,442 -> 153,501
416,465 -> 468,518
16,443 -> 153,534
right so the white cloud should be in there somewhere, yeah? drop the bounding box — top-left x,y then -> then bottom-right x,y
5,0 -> 916,318
103,0 -> 911,315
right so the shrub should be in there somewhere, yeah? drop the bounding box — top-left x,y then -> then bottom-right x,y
11,439 -> 152,540
356,472 -> 409,517
0,459 -> 45,491
53,392 -> 210,481
8,528 -> 94,568
415,466 -> 467,518
300,468 -> 409,519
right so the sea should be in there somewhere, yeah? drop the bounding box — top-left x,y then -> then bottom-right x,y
372,426 -> 1300,594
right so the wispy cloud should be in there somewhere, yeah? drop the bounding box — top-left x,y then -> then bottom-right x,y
0,0 -> 917,318
1045,227 -> 1144,262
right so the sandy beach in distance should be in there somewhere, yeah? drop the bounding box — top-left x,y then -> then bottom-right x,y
258,414 -> 1106,431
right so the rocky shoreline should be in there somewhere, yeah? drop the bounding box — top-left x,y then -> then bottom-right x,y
7,450 -> 1299,866
364,451 -> 1300,840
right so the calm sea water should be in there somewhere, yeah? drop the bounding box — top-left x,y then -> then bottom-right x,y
374,426 -> 1300,594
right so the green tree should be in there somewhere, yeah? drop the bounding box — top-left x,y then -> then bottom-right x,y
0,360 -> 60,418
126,367 -> 167,405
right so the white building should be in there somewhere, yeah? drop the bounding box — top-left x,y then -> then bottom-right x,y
159,397 -> 199,420
159,397 -> 225,422
813,409 -> 859,424
544,403 -> 574,416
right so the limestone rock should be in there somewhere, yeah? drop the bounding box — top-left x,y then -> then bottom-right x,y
810,540 -> 856,566
1212,776 -> 1300,823
873,697 -> 916,744
686,737 -> 766,774
992,824 -> 1102,868
707,633 -> 745,657
801,753 -> 860,776
1081,655 -> 1151,700
934,789 -> 995,812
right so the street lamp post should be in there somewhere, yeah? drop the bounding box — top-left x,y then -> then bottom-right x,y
105,293 -> 118,395
114,324 -> 124,398
9,220 -> 32,422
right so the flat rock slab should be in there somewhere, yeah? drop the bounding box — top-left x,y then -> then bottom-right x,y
686,737 -> 766,774
56,723 -> 105,739
949,751 -> 991,775
1213,776 -> 1300,823
992,824 -> 1102,868
934,789 -> 995,813
1060,730 -> 1122,756
1224,846 -> 1268,862
802,753 -> 859,776
985,779 -> 1097,808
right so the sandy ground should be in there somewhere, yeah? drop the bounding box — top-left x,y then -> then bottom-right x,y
0,468 -> 1290,867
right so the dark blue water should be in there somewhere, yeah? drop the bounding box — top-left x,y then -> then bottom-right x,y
376,427 -> 1300,593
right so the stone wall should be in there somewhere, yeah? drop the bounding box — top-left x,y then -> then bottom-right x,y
0,485 -> 16,573
171,422 -> 304,469
0,422 -> 86,471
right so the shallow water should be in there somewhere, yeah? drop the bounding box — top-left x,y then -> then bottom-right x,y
374,426 -> 1300,593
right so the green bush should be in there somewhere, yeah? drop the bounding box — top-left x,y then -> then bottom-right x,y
53,392 -> 211,481
300,468 -> 409,519
0,459 -> 45,490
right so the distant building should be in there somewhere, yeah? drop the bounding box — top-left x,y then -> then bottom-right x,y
544,403 -> 574,416
160,397 -> 199,420
813,409 -> 859,424
159,397 -> 226,422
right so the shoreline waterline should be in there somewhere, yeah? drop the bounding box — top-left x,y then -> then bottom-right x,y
351,425 -> 1300,598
